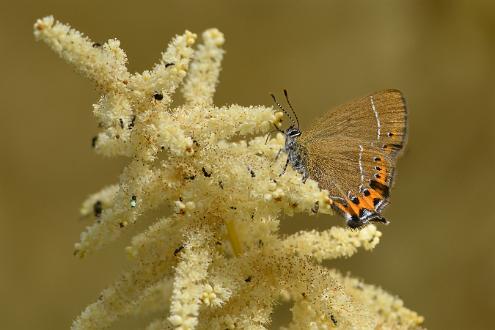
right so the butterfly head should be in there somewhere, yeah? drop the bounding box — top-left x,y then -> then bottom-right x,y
271,90 -> 300,136
285,125 -> 301,138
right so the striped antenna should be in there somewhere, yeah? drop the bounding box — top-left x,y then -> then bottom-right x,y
270,93 -> 297,127
283,89 -> 300,129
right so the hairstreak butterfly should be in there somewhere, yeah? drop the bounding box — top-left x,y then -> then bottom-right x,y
271,89 -> 407,228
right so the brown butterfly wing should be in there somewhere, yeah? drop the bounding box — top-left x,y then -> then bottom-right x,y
303,89 -> 407,157
299,90 -> 407,226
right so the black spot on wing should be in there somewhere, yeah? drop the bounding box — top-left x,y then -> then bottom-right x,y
369,180 -> 390,198
383,143 -> 403,151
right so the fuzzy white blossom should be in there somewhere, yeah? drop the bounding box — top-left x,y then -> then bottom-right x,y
34,16 -> 424,330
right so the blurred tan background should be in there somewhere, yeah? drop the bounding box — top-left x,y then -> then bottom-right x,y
1,0 -> 494,329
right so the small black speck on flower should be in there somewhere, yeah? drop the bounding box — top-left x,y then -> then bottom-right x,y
218,181 -> 224,189
130,195 -> 137,208
245,276 -> 252,283
215,241 -> 222,245
91,136 -> 98,148
119,118 -> 124,129
202,167 -> 212,177
93,200 -> 103,217
128,115 -> 136,129
153,92 -> 163,101
185,175 -> 196,180
311,201 -> 319,213
174,245 -> 184,256
258,239 -> 264,247
92,42 -> 101,48
248,167 -> 256,177
119,222 -> 125,228
230,206 -> 237,210
330,314 -> 338,325
165,62 -> 175,68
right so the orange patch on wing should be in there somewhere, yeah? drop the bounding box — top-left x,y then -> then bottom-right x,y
333,200 -> 357,217
358,196 -> 374,210
346,197 -> 362,215
362,187 -> 386,210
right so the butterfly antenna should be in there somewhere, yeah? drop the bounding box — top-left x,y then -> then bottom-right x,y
283,89 -> 300,129
270,93 -> 296,127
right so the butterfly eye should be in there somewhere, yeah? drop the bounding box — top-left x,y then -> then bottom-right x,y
287,128 -> 301,137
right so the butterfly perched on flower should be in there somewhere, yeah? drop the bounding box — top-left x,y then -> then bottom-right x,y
272,89 -> 407,228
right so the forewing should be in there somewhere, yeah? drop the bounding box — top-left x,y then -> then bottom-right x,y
303,89 -> 407,160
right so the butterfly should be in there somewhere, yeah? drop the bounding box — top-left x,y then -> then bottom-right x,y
271,89 -> 407,228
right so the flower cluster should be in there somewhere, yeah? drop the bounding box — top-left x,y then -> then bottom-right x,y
34,16 -> 424,329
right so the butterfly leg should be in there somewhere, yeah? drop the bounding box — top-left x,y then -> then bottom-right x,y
302,170 -> 309,183
279,156 -> 289,177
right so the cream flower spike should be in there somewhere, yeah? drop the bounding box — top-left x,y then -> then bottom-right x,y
34,16 -> 424,330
